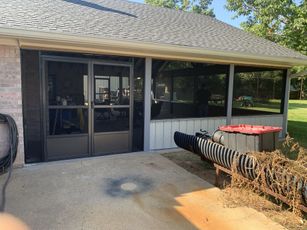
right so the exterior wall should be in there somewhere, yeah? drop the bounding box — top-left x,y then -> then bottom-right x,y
0,44 -> 288,164
150,117 -> 226,150
0,45 -> 24,166
150,114 -> 284,150
0,46 -> 286,162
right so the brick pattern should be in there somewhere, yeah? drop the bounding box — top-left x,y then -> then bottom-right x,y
0,45 -> 24,166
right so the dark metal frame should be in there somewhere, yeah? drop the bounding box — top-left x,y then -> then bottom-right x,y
91,60 -> 134,155
40,55 -> 134,160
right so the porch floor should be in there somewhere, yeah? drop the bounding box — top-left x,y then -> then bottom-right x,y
1,152 -> 283,230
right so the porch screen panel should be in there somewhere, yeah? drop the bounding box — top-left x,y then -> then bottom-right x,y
47,61 -> 89,135
21,50 -> 43,163
133,58 -> 145,151
232,67 -> 286,116
151,60 -> 229,119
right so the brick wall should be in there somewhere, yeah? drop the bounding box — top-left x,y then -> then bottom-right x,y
0,45 -> 24,166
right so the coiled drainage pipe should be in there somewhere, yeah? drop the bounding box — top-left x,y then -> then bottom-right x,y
0,114 -> 18,173
174,131 -> 307,205
0,113 -> 18,212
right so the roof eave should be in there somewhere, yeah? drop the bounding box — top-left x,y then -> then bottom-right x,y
0,27 -> 306,67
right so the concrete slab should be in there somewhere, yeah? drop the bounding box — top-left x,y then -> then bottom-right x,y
0,152 -> 284,230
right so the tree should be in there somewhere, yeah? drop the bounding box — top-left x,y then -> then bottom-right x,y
226,0 -> 307,99
225,0 -> 307,56
145,0 -> 215,17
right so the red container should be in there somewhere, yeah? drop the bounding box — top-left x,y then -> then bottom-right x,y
218,124 -> 282,152
219,124 -> 282,135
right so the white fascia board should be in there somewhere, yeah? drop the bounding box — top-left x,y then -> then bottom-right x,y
0,27 -> 306,67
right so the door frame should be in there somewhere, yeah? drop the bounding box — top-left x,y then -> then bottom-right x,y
41,55 -> 134,160
90,60 -> 134,156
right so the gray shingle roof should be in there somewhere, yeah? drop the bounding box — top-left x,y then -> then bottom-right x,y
0,0 -> 306,62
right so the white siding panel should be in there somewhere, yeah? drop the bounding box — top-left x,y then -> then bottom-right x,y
163,121 -> 172,149
150,117 -> 226,150
221,119 -> 227,126
186,120 -> 194,135
201,119 -> 208,131
214,119 -> 226,131
150,115 -> 284,150
194,119 -> 201,133
155,121 -> 164,149
149,122 -> 156,150
208,120 -> 215,133
171,120 -> 180,148
179,120 -> 187,133
232,117 -> 239,125
231,115 -> 284,138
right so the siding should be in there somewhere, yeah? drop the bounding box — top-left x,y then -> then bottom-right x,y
150,117 -> 227,150
150,114 -> 284,150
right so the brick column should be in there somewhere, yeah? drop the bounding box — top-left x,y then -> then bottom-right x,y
0,45 -> 24,166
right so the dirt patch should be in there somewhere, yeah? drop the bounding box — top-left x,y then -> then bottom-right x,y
162,151 -> 230,186
162,150 -> 307,230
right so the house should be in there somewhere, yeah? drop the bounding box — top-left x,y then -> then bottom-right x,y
0,0 -> 306,165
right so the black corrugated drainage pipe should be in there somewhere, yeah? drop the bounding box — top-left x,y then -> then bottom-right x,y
0,113 -> 18,212
174,131 -> 306,205
0,114 -> 18,173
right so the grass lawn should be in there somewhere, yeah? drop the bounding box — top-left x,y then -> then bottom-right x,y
232,99 -> 282,113
287,99 -> 307,148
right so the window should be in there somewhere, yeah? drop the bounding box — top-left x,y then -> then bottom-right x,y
151,60 -> 229,119
232,67 -> 286,115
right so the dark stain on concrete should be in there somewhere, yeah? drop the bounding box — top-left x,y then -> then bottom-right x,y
144,162 -> 164,170
105,175 -> 153,198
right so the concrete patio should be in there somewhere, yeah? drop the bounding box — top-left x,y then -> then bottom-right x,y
1,152 -> 283,230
